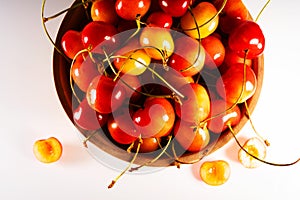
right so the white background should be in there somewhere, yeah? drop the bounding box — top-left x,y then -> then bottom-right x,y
1,0 -> 299,199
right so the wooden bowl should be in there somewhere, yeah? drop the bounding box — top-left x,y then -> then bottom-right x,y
53,0 -> 263,167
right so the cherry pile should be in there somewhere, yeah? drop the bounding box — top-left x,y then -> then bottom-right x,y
60,0 -> 265,163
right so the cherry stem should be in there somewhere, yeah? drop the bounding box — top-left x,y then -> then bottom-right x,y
82,131 -> 98,148
129,135 -> 173,172
180,7 -> 202,75
228,124 -> 300,167
255,0 -> 271,22
244,101 -> 270,146
108,136 -> 142,189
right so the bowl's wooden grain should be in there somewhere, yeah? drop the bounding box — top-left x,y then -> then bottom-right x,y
53,0 -> 263,167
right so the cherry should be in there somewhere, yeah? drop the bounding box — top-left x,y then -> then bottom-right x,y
71,56 -> 100,92
212,0 -> 249,20
161,69 -> 194,95
228,20 -> 265,59
219,14 -> 244,34
200,160 -> 231,186
107,111 -> 138,145
216,64 -> 257,104
73,98 -> 108,130
91,0 -> 119,25
113,48 -> 151,76
81,21 -> 118,54
115,0 -> 151,20
175,83 -> 210,124
168,35 -> 205,77
139,27 -> 174,60
238,137 -> 266,168
207,99 -> 241,134
158,0 -> 189,17
222,47 -> 252,71
117,73 -> 142,103
174,119 -> 210,152
132,137 -> 161,153
201,35 -> 225,69
61,30 -> 84,59
133,97 -> 175,138
86,75 -> 126,114
181,2 -> 219,39
146,11 -> 173,28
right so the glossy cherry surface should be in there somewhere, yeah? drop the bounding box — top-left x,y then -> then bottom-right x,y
228,20 -> 265,59
158,0 -> 189,17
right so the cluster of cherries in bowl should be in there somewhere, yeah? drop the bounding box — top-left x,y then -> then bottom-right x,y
59,0 -> 265,168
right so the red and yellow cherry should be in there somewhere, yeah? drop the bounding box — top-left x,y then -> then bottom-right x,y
181,2 -> 219,39
61,30 -> 84,59
175,83 -> 210,124
216,64 -> 257,104
91,0 -> 119,25
133,97 -> 175,138
115,0 -> 151,20
132,137 -> 161,153
207,99 -> 241,134
33,137 -> 63,163
73,98 -> 108,130
174,119 -> 210,152
113,49 -> 151,76
222,47 -> 252,71
158,0 -> 189,17
161,69 -> 194,95
71,56 -> 99,92
86,75 -> 126,114
146,11 -> 173,28
117,73 -> 142,103
200,160 -> 231,186
212,0 -> 249,20
238,137 -> 267,168
107,112 -> 139,145
139,27 -> 174,60
201,35 -> 225,69
228,20 -> 265,59
168,36 -> 205,76
81,21 -> 118,54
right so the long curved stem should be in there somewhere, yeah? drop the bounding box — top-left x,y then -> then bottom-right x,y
228,125 -> 300,167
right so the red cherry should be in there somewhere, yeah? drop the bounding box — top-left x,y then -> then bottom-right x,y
91,0 -> 119,25
222,47 -> 252,73
115,0 -> 151,20
212,0 -> 250,20
117,73 -> 142,103
228,20 -> 265,59
81,21 -> 118,54
202,35 -> 225,69
133,97 -> 175,138
73,98 -> 108,130
71,56 -> 100,92
216,64 -> 257,104
158,0 -> 189,17
175,83 -> 210,124
174,119 -> 210,152
219,15 -> 244,34
207,99 -> 241,133
61,30 -> 84,59
132,137 -> 161,153
146,11 -> 173,28
107,112 -> 138,145
86,75 -> 126,114
168,36 -> 205,77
